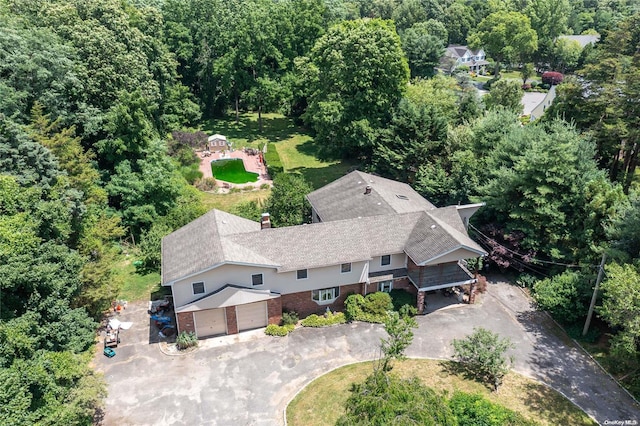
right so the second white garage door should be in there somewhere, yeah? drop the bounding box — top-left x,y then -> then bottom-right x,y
236,301 -> 268,332
194,308 -> 226,338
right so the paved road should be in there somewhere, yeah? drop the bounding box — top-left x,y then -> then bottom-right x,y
95,278 -> 640,425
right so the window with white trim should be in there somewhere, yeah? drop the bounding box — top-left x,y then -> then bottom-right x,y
312,287 -> 340,304
381,255 -> 391,266
192,281 -> 205,295
341,263 -> 352,273
378,280 -> 393,293
251,273 -> 264,286
296,269 -> 308,280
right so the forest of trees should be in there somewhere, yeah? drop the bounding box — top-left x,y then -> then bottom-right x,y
1,0 -> 640,423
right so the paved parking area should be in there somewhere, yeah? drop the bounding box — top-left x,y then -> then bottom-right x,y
94,278 -> 640,425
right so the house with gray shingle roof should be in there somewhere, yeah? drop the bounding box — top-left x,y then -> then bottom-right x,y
439,45 -> 489,74
162,171 -> 486,338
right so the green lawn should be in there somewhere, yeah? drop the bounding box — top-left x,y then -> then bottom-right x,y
211,158 -> 258,184
287,359 -> 596,426
203,112 -> 356,189
201,188 -> 271,212
116,258 -> 162,302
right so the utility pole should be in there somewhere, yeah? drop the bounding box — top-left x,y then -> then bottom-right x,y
583,253 -> 607,336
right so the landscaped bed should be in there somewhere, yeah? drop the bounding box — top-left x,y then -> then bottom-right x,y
286,359 -> 596,426
211,158 -> 259,184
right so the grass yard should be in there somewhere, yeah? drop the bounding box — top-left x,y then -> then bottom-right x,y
286,359 -> 596,426
203,112 -> 356,189
201,188 -> 271,212
210,158 -> 258,184
115,257 -> 161,302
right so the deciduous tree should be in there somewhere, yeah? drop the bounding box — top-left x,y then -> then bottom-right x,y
452,327 -> 514,391
303,18 -> 409,159
468,11 -> 538,73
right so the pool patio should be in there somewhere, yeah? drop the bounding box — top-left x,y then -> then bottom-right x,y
198,148 -> 273,190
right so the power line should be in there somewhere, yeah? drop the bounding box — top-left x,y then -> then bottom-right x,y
468,223 -> 591,268
471,233 -> 551,277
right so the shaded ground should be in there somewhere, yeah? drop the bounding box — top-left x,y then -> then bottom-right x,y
94,278 -> 640,425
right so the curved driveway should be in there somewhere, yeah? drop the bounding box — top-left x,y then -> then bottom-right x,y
96,279 -> 640,425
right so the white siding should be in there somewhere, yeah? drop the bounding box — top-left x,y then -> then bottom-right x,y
424,248 -> 482,265
172,261 -> 369,308
368,253 -> 406,273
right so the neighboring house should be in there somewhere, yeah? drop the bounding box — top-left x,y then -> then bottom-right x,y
440,45 -> 489,73
207,134 -> 229,152
557,34 -> 600,49
162,171 -> 487,338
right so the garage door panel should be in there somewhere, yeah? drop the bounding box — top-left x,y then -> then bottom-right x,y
194,308 -> 226,338
237,302 -> 267,332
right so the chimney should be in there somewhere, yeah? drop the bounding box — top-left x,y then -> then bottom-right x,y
261,213 -> 271,229
364,185 -> 372,195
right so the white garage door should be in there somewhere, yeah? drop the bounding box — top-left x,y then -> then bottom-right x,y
236,301 -> 268,332
194,308 -> 226,338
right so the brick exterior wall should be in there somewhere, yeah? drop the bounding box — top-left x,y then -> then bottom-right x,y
393,277 -> 418,295
364,277 -> 417,296
267,297 -> 282,325
176,312 -> 195,334
225,306 -> 238,334
281,283 -> 362,318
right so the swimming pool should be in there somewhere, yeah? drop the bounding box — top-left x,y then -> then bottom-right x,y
210,158 -> 259,184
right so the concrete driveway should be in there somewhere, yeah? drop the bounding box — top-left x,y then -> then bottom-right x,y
94,278 -> 640,425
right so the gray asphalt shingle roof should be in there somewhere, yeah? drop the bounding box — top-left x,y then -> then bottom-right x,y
161,209 -> 261,284
306,171 -> 436,222
162,172 -> 486,284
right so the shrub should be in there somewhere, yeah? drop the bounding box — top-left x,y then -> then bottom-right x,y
541,71 -> 564,85
482,76 -> 500,90
389,289 -> 417,312
362,292 -> 393,316
301,311 -> 346,327
344,292 -> 392,323
281,311 -> 299,326
176,331 -> 198,350
540,83 -> 551,90
171,130 -> 209,148
516,273 -> 537,288
449,391 -> 537,425
532,271 -> 586,323
530,80 -> 539,88
180,164 -> 203,184
521,83 -> 531,91
264,143 -> 284,177
265,324 -> 295,336
564,323 -> 600,343
194,177 -> 217,191
452,327 -> 514,391
337,371 -> 456,425
260,183 -> 270,190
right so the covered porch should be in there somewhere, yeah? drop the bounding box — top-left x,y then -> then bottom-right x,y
408,260 -> 477,314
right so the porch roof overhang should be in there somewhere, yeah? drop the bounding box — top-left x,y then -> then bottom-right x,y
176,284 -> 280,313
413,278 -> 476,292
407,261 -> 476,291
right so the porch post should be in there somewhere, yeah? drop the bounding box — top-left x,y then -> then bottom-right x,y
417,291 -> 425,314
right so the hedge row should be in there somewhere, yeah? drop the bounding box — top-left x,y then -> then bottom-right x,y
264,143 -> 284,177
